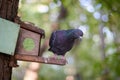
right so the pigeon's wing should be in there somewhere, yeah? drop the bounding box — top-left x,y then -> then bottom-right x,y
49,31 -> 56,49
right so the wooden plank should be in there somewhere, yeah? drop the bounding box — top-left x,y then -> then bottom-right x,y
15,54 -> 66,66
0,18 -> 20,55
21,22 -> 45,37
14,17 -> 45,38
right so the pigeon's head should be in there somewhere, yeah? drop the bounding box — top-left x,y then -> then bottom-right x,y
73,29 -> 83,40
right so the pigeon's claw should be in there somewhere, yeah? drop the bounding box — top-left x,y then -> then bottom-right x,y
60,56 -> 66,60
49,54 -> 58,60
53,54 -> 58,59
50,54 -> 68,64
60,56 -> 68,64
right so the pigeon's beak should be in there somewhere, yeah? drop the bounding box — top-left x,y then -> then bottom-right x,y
79,36 -> 83,40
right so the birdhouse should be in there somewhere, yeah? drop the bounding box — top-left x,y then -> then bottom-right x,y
15,22 -> 44,57
0,18 -> 20,55
9,17 -> 66,67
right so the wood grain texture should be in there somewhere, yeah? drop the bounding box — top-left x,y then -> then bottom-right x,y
15,54 -> 66,66
14,16 -> 45,38
16,28 -> 40,56
0,0 -> 19,80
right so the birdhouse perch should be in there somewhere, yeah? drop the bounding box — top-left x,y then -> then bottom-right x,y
9,17 -> 66,67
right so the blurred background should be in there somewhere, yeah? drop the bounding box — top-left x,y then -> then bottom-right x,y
12,0 -> 120,80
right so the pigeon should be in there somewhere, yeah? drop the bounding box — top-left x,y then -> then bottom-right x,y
48,29 -> 83,60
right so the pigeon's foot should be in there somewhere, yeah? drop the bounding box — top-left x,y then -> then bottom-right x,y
54,54 -> 59,59
60,56 -> 68,64
50,54 -> 68,64
60,56 -> 66,60
49,54 -> 59,60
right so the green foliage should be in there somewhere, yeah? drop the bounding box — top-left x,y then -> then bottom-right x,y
97,0 -> 120,13
23,38 -> 35,51
105,53 -> 120,79
39,65 -> 66,80
12,0 -> 120,80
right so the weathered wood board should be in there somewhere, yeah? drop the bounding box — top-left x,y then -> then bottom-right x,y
0,18 -> 20,55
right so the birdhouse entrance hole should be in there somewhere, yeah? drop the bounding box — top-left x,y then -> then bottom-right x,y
23,38 -> 35,51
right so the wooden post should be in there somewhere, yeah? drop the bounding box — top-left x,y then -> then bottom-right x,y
0,0 -> 19,80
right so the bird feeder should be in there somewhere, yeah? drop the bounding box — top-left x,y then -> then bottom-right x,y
9,17 -> 66,67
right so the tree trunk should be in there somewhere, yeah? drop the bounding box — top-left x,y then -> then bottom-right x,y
99,24 -> 105,61
0,0 -> 19,80
99,22 -> 109,80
